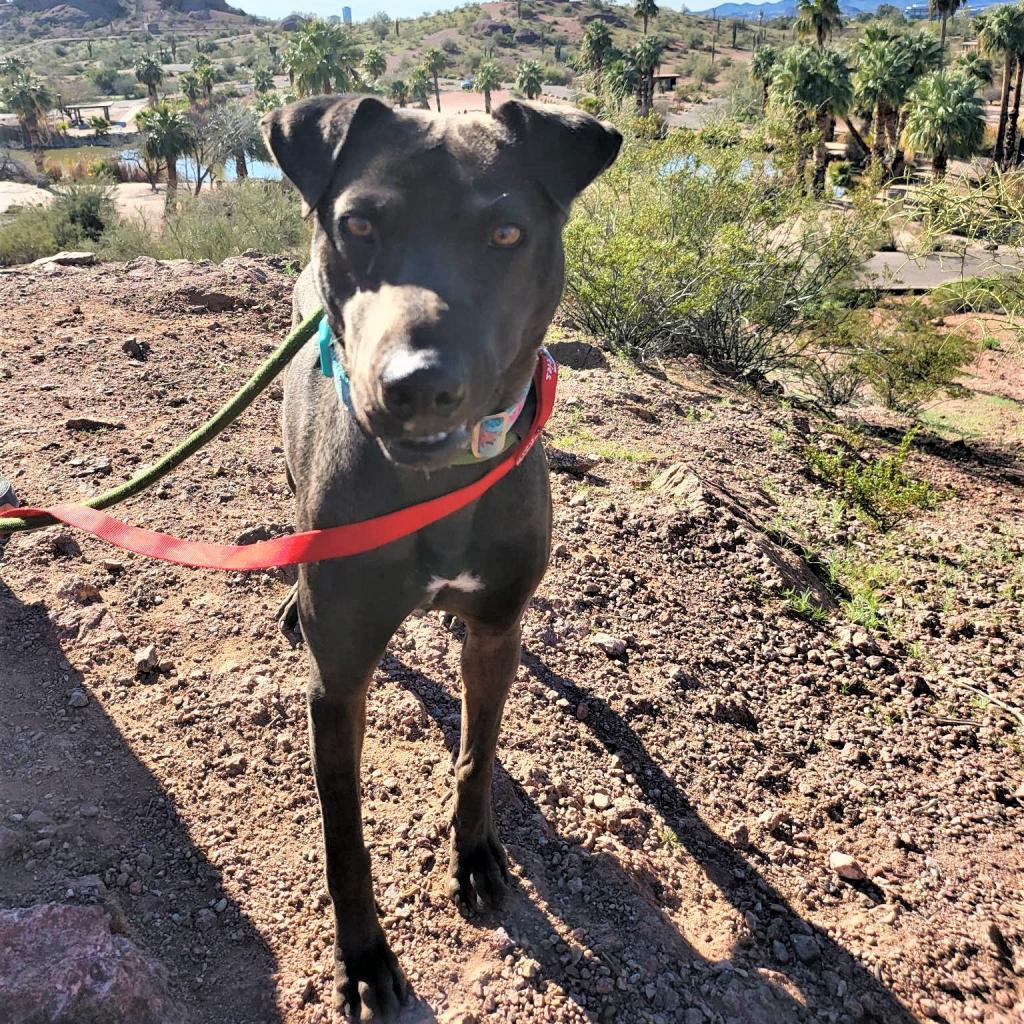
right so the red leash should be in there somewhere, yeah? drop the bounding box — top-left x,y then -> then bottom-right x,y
3,352 -> 557,571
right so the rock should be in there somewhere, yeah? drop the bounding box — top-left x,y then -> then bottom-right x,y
133,645 -> 158,674
67,688 -> 88,709
56,577 -> 101,605
0,903 -> 179,1023
0,826 -> 24,861
121,337 -> 151,360
222,754 -> 247,777
592,792 -> 611,811
791,934 -> 821,963
30,251 -> 96,268
727,822 -> 749,849
545,339 -> 608,370
591,632 -> 626,658
64,416 -> 125,432
829,851 -> 866,882
195,908 -> 217,931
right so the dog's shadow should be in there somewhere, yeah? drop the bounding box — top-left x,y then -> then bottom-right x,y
386,648 -> 917,1024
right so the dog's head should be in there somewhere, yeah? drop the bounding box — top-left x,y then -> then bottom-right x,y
262,96 -> 620,468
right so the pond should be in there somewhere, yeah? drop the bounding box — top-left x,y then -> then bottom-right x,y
118,149 -> 283,184
660,154 -> 779,180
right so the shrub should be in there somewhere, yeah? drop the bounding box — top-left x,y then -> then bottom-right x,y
804,430 -> 948,529
50,182 -> 117,245
798,352 -> 866,407
930,274 -> 1024,316
853,302 -> 974,413
562,121 -> 875,377
0,203 -> 58,266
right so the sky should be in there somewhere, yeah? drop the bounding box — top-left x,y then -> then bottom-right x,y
233,0 -> 719,23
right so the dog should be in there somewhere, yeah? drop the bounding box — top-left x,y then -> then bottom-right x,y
260,95 -> 621,1020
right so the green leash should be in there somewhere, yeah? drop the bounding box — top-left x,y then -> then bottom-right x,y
0,307 -> 323,536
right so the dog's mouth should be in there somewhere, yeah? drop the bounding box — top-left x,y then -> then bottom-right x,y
378,425 -> 472,469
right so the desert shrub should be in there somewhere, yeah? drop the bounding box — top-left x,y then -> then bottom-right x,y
798,352 -> 866,407
930,275 -> 1024,316
0,203 -> 57,266
804,430 -> 948,528
917,170 -> 1024,246
682,52 -> 717,84
699,118 -> 743,148
853,302 -> 974,413
563,121 -> 875,377
50,181 -> 117,245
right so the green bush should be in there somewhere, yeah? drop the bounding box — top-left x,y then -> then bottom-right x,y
562,120 -> 875,377
853,302 -> 974,413
804,430 -> 948,529
930,275 -> 1024,316
0,203 -> 57,266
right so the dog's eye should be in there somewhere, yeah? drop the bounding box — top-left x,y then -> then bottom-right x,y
490,224 -> 523,249
342,215 -> 374,240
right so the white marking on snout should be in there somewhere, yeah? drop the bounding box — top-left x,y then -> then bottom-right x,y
425,573 -> 484,600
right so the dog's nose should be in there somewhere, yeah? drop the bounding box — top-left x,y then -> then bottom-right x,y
379,351 -> 466,422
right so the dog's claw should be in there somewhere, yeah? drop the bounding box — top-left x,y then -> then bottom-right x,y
333,937 -> 408,1022
275,583 -> 301,643
448,828 -> 509,912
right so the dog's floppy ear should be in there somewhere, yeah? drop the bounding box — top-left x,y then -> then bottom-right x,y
492,100 -> 622,213
261,95 -> 391,214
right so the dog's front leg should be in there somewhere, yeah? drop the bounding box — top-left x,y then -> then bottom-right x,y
306,620 -> 408,1021
447,619 -> 521,911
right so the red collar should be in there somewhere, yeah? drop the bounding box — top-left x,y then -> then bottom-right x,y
5,351 -> 558,570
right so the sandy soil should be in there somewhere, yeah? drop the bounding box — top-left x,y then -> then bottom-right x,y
0,256 -> 1022,1024
0,180 -> 166,227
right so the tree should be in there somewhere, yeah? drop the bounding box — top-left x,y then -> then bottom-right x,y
191,56 -> 216,103
180,72 -> 202,105
386,79 -> 408,107
516,59 -> 543,100
981,4 -> 1024,166
855,34 -> 913,169
363,46 -> 386,86
795,0 -> 842,48
929,0 -> 962,52
253,67 -> 275,94
630,36 -> 666,116
475,59 -> 501,114
578,21 -> 614,76
634,0 -> 659,36
134,55 -> 162,105
954,52 -> 994,87
0,56 -> 28,81
772,45 -> 853,192
0,73 -> 52,173
424,47 -> 447,112
137,101 -> 191,207
368,10 -> 391,40
283,18 -> 363,97
604,57 -> 640,109
903,70 -> 984,178
209,101 -> 265,181
751,44 -> 777,113
409,65 -> 431,109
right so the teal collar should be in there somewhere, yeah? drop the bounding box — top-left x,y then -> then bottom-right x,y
318,315 -> 530,463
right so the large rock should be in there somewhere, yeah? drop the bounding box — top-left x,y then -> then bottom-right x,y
0,903 -> 181,1024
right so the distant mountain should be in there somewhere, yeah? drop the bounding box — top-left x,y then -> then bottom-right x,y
2,0 -> 251,31
703,0 -> 1001,17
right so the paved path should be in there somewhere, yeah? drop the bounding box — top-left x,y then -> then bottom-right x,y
856,249 -> 1023,292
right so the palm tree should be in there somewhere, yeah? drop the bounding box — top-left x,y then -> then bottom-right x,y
578,21 -> 614,76
516,59 -> 543,100
795,0 -> 842,48
475,60 -> 501,114
180,72 -> 202,105
903,70 -> 984,178
751,44 -> 777,113
954,52 -> 994,87
855,35 -> 912,168
210,101 -> 264,180
981,3 -> 1024,166
409,66 -> 432,109
0,56 -> 28,81
137,101 -> 191,207
282,18 -> 363,97
630,36 -> 666,116
253,67 -> 275,94
424,47 -> 447,112
604,57 -> 640,110
363,46 -> 386,86
634,0 -> 659,36
386,78 -> 409,107
0,73 -> 52,173
191,56 -> 216,103
929,0 -> 962,53
134,55 -> 163,106
772,45 -> 852,192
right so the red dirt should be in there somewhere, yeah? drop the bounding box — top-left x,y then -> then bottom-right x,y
1,256 -> 1022,1024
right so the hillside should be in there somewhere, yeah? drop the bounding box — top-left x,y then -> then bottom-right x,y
0,254 -> 1021,1023
0,0 -> 253,36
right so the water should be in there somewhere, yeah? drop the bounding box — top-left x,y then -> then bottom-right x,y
660,154 -> 777,180
119,149 -> 282,183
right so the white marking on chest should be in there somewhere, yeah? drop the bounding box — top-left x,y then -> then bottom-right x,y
425,573 -> 484,600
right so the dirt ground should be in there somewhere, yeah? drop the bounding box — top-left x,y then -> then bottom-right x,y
0,256 -> 1022,1024
0,180 -> 167,227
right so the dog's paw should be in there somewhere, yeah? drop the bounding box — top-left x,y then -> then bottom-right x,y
333,937 -> 408,1022
447,828 -> 509,912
